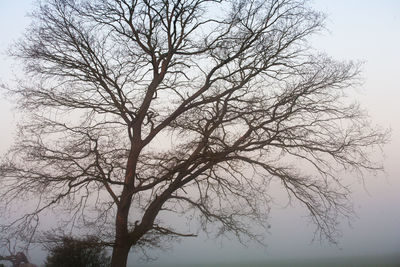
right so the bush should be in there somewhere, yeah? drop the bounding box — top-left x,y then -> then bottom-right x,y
44,236 -> 110,267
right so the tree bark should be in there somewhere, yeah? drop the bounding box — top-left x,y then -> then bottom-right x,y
111,206 -> 131,267
110,140 -> 140,267
110,242 -> 131,267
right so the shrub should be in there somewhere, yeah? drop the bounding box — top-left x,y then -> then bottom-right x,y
44,236 -> 110,267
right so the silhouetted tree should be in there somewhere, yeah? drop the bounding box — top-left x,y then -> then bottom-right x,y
0,252 -> 37,267
44,236 -> 110,267
0,239 -> 38,267
0,0 -> 388,266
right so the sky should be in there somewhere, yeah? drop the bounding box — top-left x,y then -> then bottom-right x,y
0,0 -> 400,266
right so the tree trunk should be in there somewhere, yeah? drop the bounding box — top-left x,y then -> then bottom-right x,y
111,213 -> 131,267
110,243 -> 131,267
111,143 -> 140,267
111,204 -> 132,267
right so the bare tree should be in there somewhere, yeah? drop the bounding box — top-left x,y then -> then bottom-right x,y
0,0 -> 388,266
0,253 -> 38,267
0,239 -> 38,267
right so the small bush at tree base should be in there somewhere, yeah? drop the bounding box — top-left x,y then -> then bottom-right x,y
45,236 -> 110,267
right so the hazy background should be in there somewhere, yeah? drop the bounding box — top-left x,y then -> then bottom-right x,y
0,0 -> 399,266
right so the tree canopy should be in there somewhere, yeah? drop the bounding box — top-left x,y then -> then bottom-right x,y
0,0 -> 388,266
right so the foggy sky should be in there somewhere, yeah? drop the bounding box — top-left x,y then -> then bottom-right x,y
0,1 -> 399,266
